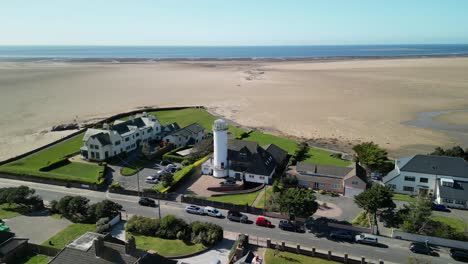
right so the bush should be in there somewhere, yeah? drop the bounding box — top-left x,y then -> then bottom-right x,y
126,215 -> 161,236
281,175 -> 298,186
49,200 -> 59,213
109,181 -> 122,189
155,215 -> 189,239
318,190 -> 326,195
161,172 -> 174,188
181,160 -> 191,166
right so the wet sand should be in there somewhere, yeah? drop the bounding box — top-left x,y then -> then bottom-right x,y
1,57 -> 468,160
433,111 -> 468,125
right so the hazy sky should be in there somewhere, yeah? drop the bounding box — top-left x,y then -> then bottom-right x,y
1,0 -> 468,45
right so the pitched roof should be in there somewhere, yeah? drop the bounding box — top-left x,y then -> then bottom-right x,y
400,155 -> 468,178
111,117 -> 147,135
263,144 -> 289,165
170,123 -> 204,138
228,140 -> 277,176
296,162 -> 353,178
234,251 -> 256,264
0,237 -> 28,257
91,133 -> 112,146
164,122 -> 180,132
438,180 -> 468,201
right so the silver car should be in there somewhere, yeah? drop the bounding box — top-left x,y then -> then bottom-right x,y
185,205 -> 204,215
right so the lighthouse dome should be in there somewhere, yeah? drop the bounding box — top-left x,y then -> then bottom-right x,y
213,119 -> 228,131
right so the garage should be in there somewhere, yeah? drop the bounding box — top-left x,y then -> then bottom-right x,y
344,187 -> 364,198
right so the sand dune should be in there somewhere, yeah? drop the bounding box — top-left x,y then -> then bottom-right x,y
1,57 -> 468,160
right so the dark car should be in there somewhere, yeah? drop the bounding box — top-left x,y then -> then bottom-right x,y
160,160 -> 171,166
431,202 -> 450,212
138,197 -> 156,207
450,248 -> 468,262
279,220 -> 304,233
227,210 -> 248,223
409,243 -> 437,256
329,230 -> 354,241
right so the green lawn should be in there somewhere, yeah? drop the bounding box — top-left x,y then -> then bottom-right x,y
20,254 -> 50,264
43,223 -> 96,249
204,189 -> 262,206
265,248 -> 338,264
0,203 -> 31,219
392,194 -> 417,203
430,215 -> 468,233
256,186 -> 273,209
132,234 -> 206,257
0,132 -> 103,183
303,148 -> 351,167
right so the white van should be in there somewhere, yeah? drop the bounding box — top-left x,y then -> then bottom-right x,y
204,206 -> 222,218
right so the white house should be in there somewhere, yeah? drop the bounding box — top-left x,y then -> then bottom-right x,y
80,113 -> 162,161
202,119 -> 289,184
383,154 -> 468,209
162,123 -> 205,147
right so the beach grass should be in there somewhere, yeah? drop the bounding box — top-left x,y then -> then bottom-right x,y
131,234 -> 206,257
264,248 -> 338,264
43,223 -> 96,249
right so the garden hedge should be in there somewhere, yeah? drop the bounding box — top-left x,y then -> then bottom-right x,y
39,158 -> 71,172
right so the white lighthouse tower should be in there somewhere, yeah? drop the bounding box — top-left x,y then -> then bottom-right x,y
212,119 -> 228,177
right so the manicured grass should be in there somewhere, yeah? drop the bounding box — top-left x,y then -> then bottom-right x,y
265,248 -> 338,264
303,148 -> 351,167
21,254 -> 50,264
0,132 -> 103,183
43,223 -> 96,249
392,194 -> 417,203
352,210 -> 370,227
0,203 -> 31,219
430,215 -> 468,233
132,234 -> 206,257
204,189 -> 262,206
256,186 -> 273,209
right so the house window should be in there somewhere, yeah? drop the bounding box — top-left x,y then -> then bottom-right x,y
115,141 -> 121,146
442,181 -> 453,187
420,178 -> 428,183
249,175 -> 254,179
455,200 -> 465,205
313,182 -> 319,189
319,183 -> 325,188
260,176 -> 265,179
403,186 -> 414,192
388,184 -> 397,190
332,184 -> 340,189
404,176 -> 415,182
352,181 -> 359,185
142,131 -> 145,135
136,133 -> 140,137
90,152 -> 95,159
443,199 -> 453,204
125,137 -> 129,142
96,153 -> 100,160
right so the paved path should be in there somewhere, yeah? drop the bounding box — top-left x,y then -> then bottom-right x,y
251,186 -> 267,207
0,178 -> 465,264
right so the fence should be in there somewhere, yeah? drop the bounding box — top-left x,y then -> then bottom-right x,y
210,184 -> 265,196
329,223 -> 373,234
29,243 -> 61,257
108,187 -> 178,201
392,229 -> 468,250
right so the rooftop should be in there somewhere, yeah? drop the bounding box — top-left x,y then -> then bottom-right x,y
296,162 -> 353,178
400,155 -> 468,178
438,180 -> 468,201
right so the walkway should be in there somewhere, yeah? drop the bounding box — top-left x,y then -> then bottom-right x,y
251,186 -> 268,207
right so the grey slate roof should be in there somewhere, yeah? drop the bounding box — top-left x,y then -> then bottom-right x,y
170,123 -> 204,138
401,155 -> 468,178
111,117 -> 147,135
263,144 -> 289,165
0,237 -> 28,257
228,140 -> 278,176
234,251 -> 255,264
296,162 -> 353,178
164,122 -> 180,132
91,133 -> 112,146
438,180 -> 468,201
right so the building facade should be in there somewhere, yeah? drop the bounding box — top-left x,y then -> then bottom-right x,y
162,123 -> 205,147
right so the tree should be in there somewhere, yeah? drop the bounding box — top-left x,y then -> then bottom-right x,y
401,196 -> 432,234
56,196 -> 90,222
352,142 -> 388,173
94,200 -> 122,220
430,145 -> 468,161
277,188 -> 318,218
354,185 -> 395,234
291,142 -> 309,165
161,172 -> 174,187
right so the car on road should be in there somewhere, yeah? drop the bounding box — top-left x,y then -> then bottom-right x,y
450,248 -> 468,262
204,206 -> 223,218
185,205 -> 204,215
431,202 -> 450,212
256,216 -> 273,227
355,234 -> 378,246
409,242 -> 437,256
278,220 -> 304,233
329,230 -> 354,241
227,210 -> 248,223
138,197 -> 156,207
219,180 -> 236,186
145,176 -> 158,184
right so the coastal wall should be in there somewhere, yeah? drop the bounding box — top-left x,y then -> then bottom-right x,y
392,229 -> 468,250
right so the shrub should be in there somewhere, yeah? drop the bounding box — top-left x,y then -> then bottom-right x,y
161,172 -> 174,188
181,160 -> 191,166
95,217 -> 111,234
281,175 -> 298,186
155,215 -> 189,239
126,215 -> 160,236
318,190 -> 326,195
331,192 -> 340,197
49,200 -> 59,213
109,181 -> 122,189
94,200 -> 122,220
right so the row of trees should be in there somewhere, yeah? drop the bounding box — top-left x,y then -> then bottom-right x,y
268,180 -> 318,218
50,196 -> 122,224
126,215 -> 223,246
0,186 -> 43,210
431,145 -> 468,161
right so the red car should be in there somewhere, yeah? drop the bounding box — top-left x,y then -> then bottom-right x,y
256,216 -> 273,227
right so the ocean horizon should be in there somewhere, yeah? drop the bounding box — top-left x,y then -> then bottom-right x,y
1,44 -> 468,60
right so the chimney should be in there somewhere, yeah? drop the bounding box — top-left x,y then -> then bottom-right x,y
94,236 -> 104,257
125,236 -> 136,255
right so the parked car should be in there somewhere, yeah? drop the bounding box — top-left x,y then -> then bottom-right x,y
279,220 -> 304,233
160,160 -> 171,166
138,197 -> 156,207
145,176 -> 158,184
329,230 -> 354,241
431,202 -> 450,212
371,173 -> 383,181
409,242 -> 437,256
204,206 -> 223,218
256,216 -> 273,227
450,248 -> 468,262
227,210 -> 248,223
166,164 -> 176,170
219,180 -> 236,186
185,205 -> 204,215
355,234 -> 378,245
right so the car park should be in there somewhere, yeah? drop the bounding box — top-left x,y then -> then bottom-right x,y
355,234 -> 378,245
256,216 -> 273,227
450,248 -> 468,262
204,206 -> 223,218
278,220 -> 304,233
138,197 -> 156,207
185,205 -> 204,215
227,210 -> 248,223
409,242 -> 437,256
329,230 -> 354,241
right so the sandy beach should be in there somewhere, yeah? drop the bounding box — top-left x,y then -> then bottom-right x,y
1,57 -> 468,160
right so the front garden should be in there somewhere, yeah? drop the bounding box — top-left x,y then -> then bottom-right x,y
264,248 -> 338,264
202,189 -> 263,206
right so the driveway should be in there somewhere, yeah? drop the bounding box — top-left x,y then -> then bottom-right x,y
109,164 -> 164,191
4,211 -> 71,244
175,237 -> 235,264
314,193 -> 362,222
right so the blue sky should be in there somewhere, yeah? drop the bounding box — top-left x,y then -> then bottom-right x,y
1,0 -> 467,45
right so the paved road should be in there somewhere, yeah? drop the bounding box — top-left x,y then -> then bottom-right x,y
0,178 -> 465,264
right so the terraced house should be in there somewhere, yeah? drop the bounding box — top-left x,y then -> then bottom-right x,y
80,113 -> 162,161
